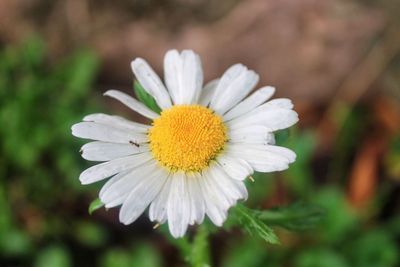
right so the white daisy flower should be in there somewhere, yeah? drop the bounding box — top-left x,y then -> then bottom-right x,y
72,49 -> 298,238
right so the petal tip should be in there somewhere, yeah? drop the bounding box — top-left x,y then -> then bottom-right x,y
103,89 -> 118,97
79,175 -> 90,185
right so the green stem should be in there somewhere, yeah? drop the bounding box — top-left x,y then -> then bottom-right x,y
189,225 -> 211,267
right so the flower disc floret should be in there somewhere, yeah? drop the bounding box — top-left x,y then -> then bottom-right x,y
149,105 -> 227,172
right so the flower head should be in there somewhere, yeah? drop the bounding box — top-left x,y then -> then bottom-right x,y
72,49 -> 298,238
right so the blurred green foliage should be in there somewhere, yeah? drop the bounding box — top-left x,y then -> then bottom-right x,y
34,245 -> 72,267
222,187 -> 399,267
385,135 -> 400,178
100,244 -> 162,267
0,37 -> 399,267
0,36 -> 102,265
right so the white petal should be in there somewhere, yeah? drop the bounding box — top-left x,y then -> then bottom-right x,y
227,108 -> 299,132
210,64 -> 259,115
164,50 -> 203,105
131,58 -> 172,110
213,163 -> 249,201
181,50 -> 203,104
100,161 -> 159,208
167,172 -> 191,238
104,90 -> 159,119
229,126 -> 275,145
119,164 -> 169,224
204,202 -> 226,226
80,141 -> 149,161
211,64 -> 244,102
99,170 -> 132,202
223,86 -> 275,121
243,98 -> 294,115
187,172 -> 205,225
268,134 -> 276,145
71,122 -> 148,144
202,169 -> 232,208
232,179 -> 248,201
222,89 -> 298,132
227,144 -> 296,172
83,113 -> 150,133
263,98 -> 294,109
193,54 -> 205,103
164,49 -> 182,104
196,172 -> 228,226
263,145 -> 297,162
79,152 -> 153,184
216,153 -> 253,180
208,163 -> 247,202
198,79 -> 219,106
149,176 -> 173,223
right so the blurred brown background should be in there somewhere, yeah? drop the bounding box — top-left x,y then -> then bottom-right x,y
2,0 -> 398,102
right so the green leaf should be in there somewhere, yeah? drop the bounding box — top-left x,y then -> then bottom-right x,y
133,81 -> 161,113
232,205 -> 280,244
256,202 -> 325,231
88,198 -> 104,215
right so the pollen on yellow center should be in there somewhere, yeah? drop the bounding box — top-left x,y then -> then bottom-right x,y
148,105 -> 227,172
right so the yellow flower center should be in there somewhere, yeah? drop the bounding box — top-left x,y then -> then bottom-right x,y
148,105 -> 227,172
